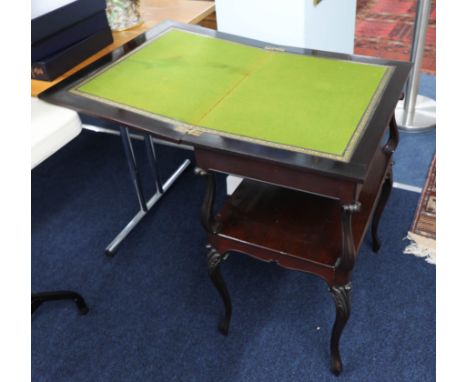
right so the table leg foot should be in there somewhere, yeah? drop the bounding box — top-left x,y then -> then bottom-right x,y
218,317 -> 230,336
329,283 -> 352,376
31,291 -> 89,315
207,247 -> 232,336
371,168 -> 393,253
331,356 -> 343,376
105,158 -> 190,256
74,293 -> 89,315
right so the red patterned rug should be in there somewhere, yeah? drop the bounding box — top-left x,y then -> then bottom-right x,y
355,0 -> 436,74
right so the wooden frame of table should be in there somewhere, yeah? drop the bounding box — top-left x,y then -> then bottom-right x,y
195,114 -> 399,375
38,21 -> 411,375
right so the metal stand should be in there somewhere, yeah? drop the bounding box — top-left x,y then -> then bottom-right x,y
32,291 -> 89,315
395,0 -> 436,132
395,94 -> 436,132
104,126 -> 190,256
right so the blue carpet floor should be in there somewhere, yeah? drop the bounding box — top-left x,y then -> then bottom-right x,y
32,131 -> 435,381
393,73 -> 436,188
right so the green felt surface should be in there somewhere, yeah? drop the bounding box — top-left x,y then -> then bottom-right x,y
76,28 -> 390,158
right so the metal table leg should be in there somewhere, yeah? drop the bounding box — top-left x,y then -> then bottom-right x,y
105,126 -> 190,256
32,291 -> 89,315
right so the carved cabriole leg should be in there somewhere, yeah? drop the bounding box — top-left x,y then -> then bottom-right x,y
371,167 -> 393,252
195,168 -> 230,335
207,246 -> 232,336
329,283 -> 352,376
330,202 -> 359,375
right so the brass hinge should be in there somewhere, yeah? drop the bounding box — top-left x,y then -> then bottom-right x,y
175,126 -> 204,136
264,46 -> 285,52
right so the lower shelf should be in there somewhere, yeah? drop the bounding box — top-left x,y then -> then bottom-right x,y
212,175 -> 384,271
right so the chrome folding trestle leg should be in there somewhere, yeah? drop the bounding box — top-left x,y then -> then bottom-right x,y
105,126 -> 190,256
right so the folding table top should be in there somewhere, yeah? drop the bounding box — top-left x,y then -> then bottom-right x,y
39,22 -> 411,181
73,28 -> 393,162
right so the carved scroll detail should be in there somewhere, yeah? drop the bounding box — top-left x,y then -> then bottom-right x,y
195,167 -> 219,234
338,202 -> 361,272
206,247 -> 232,336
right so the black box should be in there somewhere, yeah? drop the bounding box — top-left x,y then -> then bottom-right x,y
32,10 -> 110,62
31,27 -> 113,81
32,0 -> 107,44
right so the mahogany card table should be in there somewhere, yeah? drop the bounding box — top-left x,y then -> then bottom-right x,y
40,21 -> 411,375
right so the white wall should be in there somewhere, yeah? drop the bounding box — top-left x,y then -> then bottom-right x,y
215,0 -> 356,54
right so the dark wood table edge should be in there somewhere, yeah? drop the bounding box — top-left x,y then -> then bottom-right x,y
39,20 -> 412,183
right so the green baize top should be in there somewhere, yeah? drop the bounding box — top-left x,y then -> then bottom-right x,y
76,29 -> 390,161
